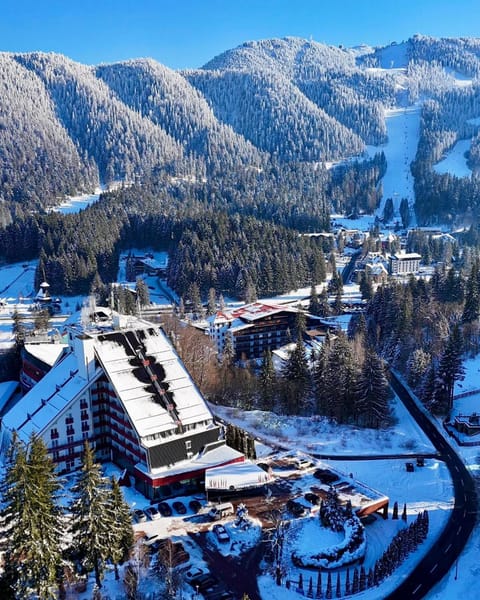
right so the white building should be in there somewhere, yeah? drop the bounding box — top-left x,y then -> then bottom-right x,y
1,310 -> 243,499
389,252 -> 421,275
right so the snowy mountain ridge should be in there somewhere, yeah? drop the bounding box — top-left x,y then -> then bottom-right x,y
0,34 -> 480,216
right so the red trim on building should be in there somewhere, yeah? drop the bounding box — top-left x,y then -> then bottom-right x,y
134,455 -> 245,488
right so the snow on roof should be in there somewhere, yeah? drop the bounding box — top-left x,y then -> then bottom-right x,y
138,442 -> 243,478
2,353 -> 88,444
24,342 -> 68,367
94,326 -> 213,439
391,252 -> 422,260
205,459 -> 273,490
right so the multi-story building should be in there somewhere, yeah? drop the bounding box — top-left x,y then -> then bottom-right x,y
208,302 -> 316,360
1,311 -> 243,499
389,252 -> 421,275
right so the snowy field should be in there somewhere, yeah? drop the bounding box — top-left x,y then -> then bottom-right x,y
434,139 -> 473,178
211,390 -> 434,457
49,188 -> 102,214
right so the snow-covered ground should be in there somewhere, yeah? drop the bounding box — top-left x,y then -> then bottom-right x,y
367,106 -> 421,220
258,456 -> 452,600
49,188 -> 103,214
211,389 -> 434,457
434,139 -> 473,178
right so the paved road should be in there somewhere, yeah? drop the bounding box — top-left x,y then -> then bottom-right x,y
191,531 -> 263,600
385,371 -> 477,600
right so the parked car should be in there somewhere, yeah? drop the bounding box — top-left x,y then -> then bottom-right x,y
286,499 -> 307,517
133,509 -> 147,523
304,492 -> 320,505
313,468 -> 339,484
157,501 -> 172,517
295,457 -> 313,469
145,506 -> 161,520
172,500 -> 187,515
212,523 -> 230,543
184,566 -> 206,583
204,586 -> 234,600
143,532 -> 160,547
208,502 -> 234,521
189,499 -> 202,514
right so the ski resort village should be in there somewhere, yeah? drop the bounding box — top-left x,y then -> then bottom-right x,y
3,26 -> 480,600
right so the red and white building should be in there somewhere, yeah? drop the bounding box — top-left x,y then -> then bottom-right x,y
1,310 -> 243,499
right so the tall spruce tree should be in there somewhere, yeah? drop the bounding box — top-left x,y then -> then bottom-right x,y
108,477 -> 134,580
282,331 -> 310,414
355,348 -> 391,428
259,349 -> 276,411
462,261 -> 480,323
70,443 -> 115,588
435,324 -> 465,412
1,434 -> 62,600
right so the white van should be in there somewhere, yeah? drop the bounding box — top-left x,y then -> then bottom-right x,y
208,502 -> 234,521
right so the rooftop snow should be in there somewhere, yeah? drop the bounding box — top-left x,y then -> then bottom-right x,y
2,353 -> 88,443
24,342 -> 68,367
205,459 -> 274,490
94,326 -> 213,438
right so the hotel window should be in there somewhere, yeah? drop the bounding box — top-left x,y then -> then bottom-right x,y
185,440 -> 192,451
50,428 -> 59,439
67,435 -> 74,445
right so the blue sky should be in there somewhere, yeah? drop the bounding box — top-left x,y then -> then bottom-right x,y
2,0 -> 479,69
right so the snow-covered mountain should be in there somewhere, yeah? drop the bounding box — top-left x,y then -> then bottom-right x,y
1,35 -> 480,212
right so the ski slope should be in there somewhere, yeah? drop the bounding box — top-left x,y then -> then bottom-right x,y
367,106 -> 421,224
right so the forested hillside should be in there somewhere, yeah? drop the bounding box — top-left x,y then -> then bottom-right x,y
2,35 -> 480,295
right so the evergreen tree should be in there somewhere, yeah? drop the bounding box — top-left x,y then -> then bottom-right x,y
259,349 -> 276,411
309,284 -> 321,316
392,501 -> 399,520
1,434 -> 62,600
355,348 -> 391,428
461,263 -> 480,323
207,287 -> 217,316
70,443 -> 115,588
135,277 -> 150,308
108,477 -> 134,580
282,331 -> 310,414
435,324 -> 465,412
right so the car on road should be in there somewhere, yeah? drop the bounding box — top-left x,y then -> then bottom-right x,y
304,492 -> 320,505
145,506 -> 161,520
133,508 -> 147,523
189,499 -> 202,513
157,501 -> 172,517
172,500 -> 187,515
286,499 -> 307,517
212,523 -> 230,543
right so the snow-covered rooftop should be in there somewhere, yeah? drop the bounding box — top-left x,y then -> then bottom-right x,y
2,353 -> 89,444
24,342 -> 68,367
93,326 -> 213,439
205,459 -> 273,490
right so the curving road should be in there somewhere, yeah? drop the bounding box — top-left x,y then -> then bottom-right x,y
385,371 -> 477,599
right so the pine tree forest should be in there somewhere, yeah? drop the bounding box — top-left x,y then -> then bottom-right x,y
0,439 -> 133,598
